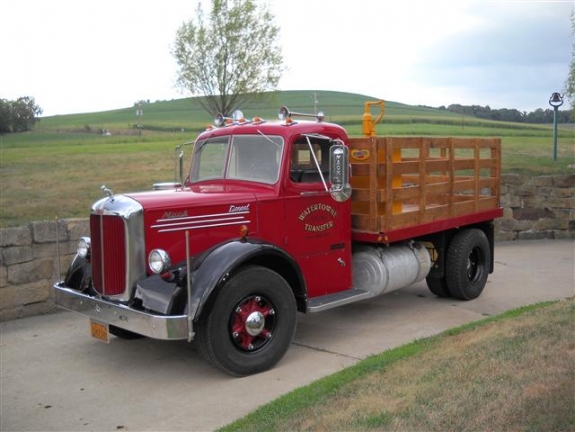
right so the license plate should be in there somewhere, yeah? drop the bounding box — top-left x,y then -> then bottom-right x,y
90,320 -> 109,343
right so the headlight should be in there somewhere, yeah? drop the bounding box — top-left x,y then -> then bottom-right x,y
77,237 -> 91,259
148,249 -> 171,274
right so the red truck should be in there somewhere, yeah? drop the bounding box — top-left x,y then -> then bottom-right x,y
54,102 -> 502,376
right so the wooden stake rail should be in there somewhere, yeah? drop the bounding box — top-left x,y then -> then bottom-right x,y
349,136 -> 501,235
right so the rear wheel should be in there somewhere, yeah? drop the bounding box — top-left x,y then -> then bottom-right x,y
196,266 -> 296,376
426,276 -> 451,297
445,229 -> 490,300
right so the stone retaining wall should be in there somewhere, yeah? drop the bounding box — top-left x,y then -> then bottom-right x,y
497,174 -> 574,241
1,174 -> 573,321
1,219 -> 89,321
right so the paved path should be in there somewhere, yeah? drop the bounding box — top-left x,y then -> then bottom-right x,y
1,240 -> 573,431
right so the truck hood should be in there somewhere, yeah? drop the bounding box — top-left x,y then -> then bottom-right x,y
124,183 -> 269,211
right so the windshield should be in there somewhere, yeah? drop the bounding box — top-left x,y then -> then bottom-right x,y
190,134 -> 284,184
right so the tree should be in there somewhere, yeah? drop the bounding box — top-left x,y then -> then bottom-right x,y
173,0 -> 283,116
11,97 -> 43,132
0,99 -> 11,133
565,11 -> 575,107
0,96 -> 43,133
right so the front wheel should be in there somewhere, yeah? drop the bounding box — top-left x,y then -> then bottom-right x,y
445,228 -> 491,300
196,266 -> 297,376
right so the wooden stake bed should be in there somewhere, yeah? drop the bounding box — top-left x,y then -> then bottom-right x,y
349,136 -> 502,243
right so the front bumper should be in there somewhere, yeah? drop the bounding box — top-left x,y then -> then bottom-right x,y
53,283 -> 191,340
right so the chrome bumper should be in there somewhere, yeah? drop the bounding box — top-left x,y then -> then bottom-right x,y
53,283 -> 191,340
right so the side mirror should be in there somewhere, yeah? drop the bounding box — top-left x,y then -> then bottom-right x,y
329,141 -> 352,202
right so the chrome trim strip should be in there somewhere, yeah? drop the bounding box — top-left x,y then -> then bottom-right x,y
54,283 -> 189,340
158,220 -> 251,233
152,215 -> 246,229
99,215 -> 106,294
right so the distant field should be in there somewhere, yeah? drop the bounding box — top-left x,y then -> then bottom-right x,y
0,90 -> 573,227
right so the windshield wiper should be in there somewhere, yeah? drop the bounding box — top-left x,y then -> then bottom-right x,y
257,130 -> 282,147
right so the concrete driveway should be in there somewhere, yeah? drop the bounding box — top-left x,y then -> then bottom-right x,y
1,239 -> 573,431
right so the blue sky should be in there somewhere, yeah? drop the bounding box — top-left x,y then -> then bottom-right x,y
1,0 -> 572,116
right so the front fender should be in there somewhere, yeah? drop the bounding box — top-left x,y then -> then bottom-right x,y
63,254 -> 92,293
188,240 -> 303,320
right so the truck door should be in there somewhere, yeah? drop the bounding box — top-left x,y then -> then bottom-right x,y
284,135 -> 352,298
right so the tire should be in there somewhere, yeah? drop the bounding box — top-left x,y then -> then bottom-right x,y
426,276 -> 451,297
109,325 -> 143,339
445,228 -> 491,300
196,266 -> 297,376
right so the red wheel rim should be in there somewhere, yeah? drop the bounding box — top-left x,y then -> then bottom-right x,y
229,295 -> 276,352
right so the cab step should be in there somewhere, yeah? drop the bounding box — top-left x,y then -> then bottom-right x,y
307,288 -> 371,313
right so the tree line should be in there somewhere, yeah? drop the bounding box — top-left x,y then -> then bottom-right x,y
0,97 -> 43,133
435,104 -> 573,124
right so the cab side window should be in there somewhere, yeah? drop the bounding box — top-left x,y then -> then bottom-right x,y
290,138 -> 329,183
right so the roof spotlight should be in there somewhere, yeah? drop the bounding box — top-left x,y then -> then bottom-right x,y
214,113 -> 225,127
232,110 -> 244,122
278,106 -> 290,121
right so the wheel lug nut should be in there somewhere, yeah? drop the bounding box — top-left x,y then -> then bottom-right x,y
232,332 -> 239,338
235,307 -> 242,313
269,309 -> 275,315
255,296 -> 261,303
248,344 -> 254,350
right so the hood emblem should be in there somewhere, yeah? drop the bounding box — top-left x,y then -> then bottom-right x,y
162,211 -> 188,219
101,185 -> 114,201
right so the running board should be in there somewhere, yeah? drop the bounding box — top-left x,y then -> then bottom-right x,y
307,288 -> 371,313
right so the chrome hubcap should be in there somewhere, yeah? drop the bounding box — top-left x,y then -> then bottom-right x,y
245,311 -> 266,336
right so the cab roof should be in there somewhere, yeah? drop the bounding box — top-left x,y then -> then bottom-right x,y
195,119 -> 349,142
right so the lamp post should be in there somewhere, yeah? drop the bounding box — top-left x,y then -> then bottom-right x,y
548,92 -> 564,161
136,101 -> 143,137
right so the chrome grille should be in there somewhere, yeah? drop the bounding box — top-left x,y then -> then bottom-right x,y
90,214 -> 126,296
90,194 -> 145,302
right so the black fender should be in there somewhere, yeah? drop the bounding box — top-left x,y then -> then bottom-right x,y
187,239 -> 307,320
63,254 -> 92,293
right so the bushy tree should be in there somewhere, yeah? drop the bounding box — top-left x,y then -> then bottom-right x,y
0,96 -> 43,133
0,99 -> 11,133
173,0 -> 283,116
443,103 -> 572,123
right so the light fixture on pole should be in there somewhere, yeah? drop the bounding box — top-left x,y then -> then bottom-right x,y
136,101 -> 144,136
548,92 -> 564,161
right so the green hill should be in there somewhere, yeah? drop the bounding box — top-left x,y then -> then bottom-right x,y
36,90 -> 465,133
1,90 -> 572,227
37,90 -> 566,138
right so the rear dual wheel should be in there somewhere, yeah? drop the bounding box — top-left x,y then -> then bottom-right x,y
196,266 -> 296,376
426,228 -> 490,300
425,276 -> 451,297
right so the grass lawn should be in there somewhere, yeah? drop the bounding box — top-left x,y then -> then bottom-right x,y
221,300 -> 575,432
